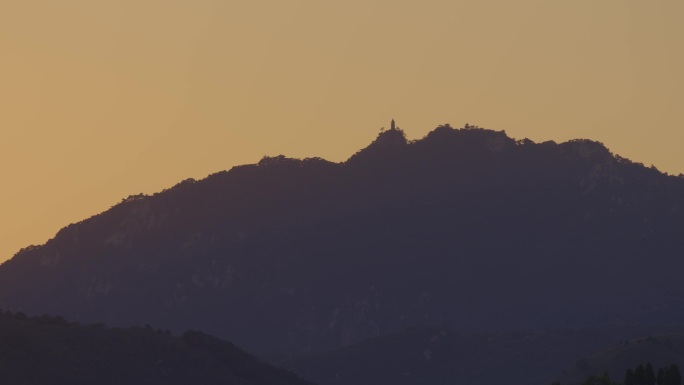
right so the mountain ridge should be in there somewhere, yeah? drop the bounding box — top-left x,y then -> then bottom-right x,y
1,123 -> 684,359
0,309 -> 313,385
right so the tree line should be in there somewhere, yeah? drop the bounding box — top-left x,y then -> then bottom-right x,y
555,363 -> 682,385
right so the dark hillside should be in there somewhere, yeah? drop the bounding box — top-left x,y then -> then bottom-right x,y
552,334 -> 684,385
0,310 -> 312,385
285,325 -> 684,385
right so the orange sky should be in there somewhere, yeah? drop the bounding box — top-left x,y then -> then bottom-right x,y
1,0 -> 683,262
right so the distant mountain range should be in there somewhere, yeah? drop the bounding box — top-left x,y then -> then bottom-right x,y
2,123 -> 684,376
0,310 -> 311,385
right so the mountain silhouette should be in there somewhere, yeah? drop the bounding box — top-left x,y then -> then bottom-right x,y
1,124 -> 684,360
0,310 -> 312,385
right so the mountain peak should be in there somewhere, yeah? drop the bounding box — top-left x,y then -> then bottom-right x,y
374,126 -> 408,147
421,123 -> 515,152
346,123 -> 408,164
558,139 -> 612,161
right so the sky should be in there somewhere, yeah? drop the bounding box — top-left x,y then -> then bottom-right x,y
1,0 -> 683,262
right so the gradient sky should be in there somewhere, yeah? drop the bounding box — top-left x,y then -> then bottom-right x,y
1,0 -> 683,262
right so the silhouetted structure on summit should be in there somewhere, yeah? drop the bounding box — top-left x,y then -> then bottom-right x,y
391,119 -> 396,130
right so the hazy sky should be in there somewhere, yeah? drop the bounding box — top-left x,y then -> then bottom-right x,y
1,0 -> 683,262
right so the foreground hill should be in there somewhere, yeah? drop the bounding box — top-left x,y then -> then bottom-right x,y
2,124 -> 684,358
285,325 -> 684,385
553,334 -> 684,385
0,310 -> 311,385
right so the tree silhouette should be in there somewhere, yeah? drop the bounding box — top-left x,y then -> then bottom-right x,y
637,364 -> 647,385
647,363 -> 657,385
626,369 -> 636,385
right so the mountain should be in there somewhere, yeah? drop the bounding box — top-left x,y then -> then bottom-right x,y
0,310 -> 312,385
552,334 -> 684,385
2,124 -> 684,359
285,325 -> 684,385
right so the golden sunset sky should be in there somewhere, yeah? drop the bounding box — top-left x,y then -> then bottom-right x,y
1,0 -> 682,262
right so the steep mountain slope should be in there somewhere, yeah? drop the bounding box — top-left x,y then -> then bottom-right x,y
1,125 -> 684,358
0,310 -> 312,385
